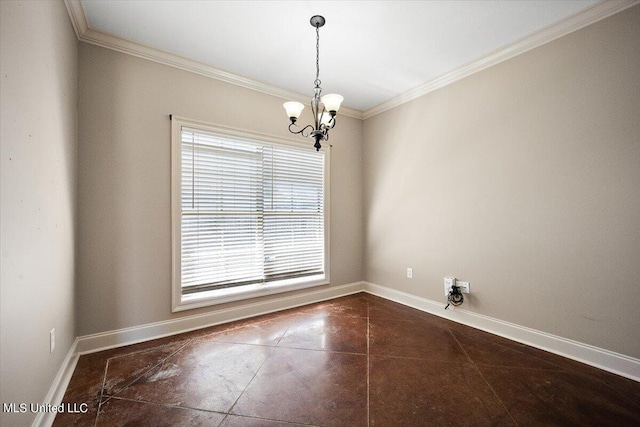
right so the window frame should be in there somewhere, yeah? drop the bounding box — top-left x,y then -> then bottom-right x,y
171,116 -> 331,312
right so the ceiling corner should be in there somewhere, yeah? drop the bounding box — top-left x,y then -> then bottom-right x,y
64,0 -> 88,40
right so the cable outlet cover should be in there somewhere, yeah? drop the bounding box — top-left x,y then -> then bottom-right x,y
456,281 -> 470,294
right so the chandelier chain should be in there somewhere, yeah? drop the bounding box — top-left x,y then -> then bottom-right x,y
315,24 -> 321,88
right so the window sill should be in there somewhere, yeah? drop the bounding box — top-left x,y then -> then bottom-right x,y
172,274 -> 328,312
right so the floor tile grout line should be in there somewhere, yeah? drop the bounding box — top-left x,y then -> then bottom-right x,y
273,313 -> 369,354
272,344 -> 367,356
273,316 -> 294,348
94,359 -> 110,427
226,346 -> 276,415
218,413 -> 230,427
473,365 -> 520,426
221,412 -> 319,426
447,326 -> 568,372
193,339 -> 278,349
221,313 -> 297,418
447,328 -> 600,375
180,311 -> 305,344
104,395 -> 229,416
447,328 -> 475,365
225,334 -> 369,419
102,321 -> 369,414
450,330 -> 520,427
103,338 -> 194,400
103,336 -> 192,361
450,330 -> 569,368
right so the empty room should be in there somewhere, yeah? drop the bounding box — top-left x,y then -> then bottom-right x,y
1,0 -> 639,426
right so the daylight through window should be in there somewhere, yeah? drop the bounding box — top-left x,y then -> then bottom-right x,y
171,118 -> 329,310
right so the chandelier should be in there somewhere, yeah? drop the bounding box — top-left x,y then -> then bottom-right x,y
283,15 -> 343,151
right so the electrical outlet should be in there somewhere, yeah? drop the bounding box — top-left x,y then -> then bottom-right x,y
457,281 -> 470,294
50,328 -> 55,353
444,277 -> 456,296
407,268 -> 413,279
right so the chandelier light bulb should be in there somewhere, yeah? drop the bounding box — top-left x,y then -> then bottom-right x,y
320,94 -> 344,114
283,101 -> 304,122
319,111 -> 332,126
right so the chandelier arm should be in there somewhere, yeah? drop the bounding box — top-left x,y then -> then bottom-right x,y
319,116 -> 336,132
288,123 -> 314,137
329,115 -> 337,129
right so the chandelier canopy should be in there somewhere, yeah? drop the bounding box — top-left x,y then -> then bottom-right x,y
283,15 -> 343,151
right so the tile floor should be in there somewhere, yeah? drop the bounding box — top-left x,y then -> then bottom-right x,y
54,293 -> 640,426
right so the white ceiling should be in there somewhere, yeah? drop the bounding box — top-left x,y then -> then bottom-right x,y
77,0 -> 609,113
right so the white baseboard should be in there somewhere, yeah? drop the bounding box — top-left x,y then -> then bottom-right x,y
34,282 -> 362,426
33,339 -> 80,427
364,281 -> 640,382
38,279 -> 638,427
76,281 -> 364,355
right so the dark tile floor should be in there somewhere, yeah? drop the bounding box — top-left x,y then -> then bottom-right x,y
54,293 -> 640,426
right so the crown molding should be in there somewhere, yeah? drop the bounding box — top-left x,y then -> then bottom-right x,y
65,0 -> 637,122
64,0 -> 87,37
362,0 -> 640,119
63,0 -> 363,120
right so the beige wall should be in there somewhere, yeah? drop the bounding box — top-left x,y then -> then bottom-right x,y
3,7 -> 635,418
0,1 -> 78,425
364,5 -> 640,358
77,43 -> 363,335
0,3 -> 636,422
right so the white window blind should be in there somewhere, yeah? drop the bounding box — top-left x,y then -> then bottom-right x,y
179,127 -> 326,296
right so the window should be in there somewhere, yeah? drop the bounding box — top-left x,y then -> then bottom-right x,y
171,117 -> 330,311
